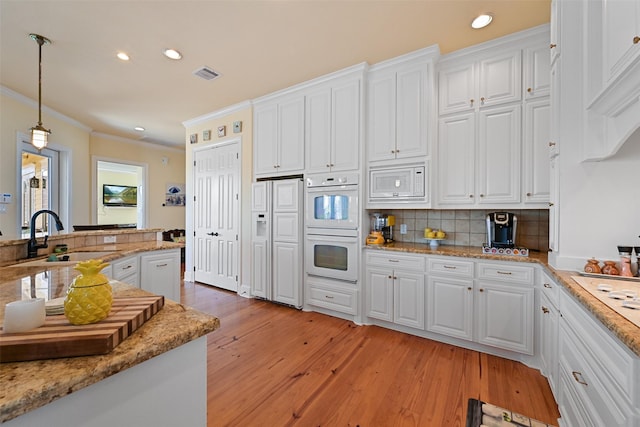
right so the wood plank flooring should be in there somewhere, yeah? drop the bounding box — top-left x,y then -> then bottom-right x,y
181,281 -> 560,427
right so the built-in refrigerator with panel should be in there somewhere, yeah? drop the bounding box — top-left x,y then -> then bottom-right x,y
251,178 -> 303,307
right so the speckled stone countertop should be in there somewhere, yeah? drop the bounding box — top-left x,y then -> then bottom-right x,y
366,242 -> 640,358
0,242 -> 219,424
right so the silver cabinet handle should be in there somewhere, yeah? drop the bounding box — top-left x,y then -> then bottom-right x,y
443,265 -> 457,269
324,295 -> 334,299
207,232 -> 219,236
156,263 -> 168,268
497,271 -> 512,275
122,265 -> 132,270
388,259 -> 399,263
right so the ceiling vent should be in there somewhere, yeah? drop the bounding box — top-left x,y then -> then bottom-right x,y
193,66 -> 220,81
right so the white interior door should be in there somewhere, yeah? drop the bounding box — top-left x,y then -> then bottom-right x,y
194,142 -> 240,291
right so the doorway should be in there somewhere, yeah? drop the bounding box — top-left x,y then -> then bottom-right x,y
92,158 -> 147,228
193,140 -> 240,292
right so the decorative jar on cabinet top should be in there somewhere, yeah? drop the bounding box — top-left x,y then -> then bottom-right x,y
64,259 -> 112,325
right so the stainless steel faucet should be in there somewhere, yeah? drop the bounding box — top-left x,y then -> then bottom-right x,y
27,210 -> 64,258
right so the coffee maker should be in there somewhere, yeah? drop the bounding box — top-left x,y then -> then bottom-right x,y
486,212 -> 517,248
370,213 -> 395,243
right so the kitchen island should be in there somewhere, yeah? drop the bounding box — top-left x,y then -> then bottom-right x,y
0,249 -> 220,425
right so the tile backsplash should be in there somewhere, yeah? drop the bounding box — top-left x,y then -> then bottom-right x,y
368,209 -> 549,252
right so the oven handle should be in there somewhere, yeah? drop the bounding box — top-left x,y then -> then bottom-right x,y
305,233 -> 359,243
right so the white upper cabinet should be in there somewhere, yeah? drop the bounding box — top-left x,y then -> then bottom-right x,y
602,0 -> 640,85
524,44 -> 551,99
438,49 -> 521,115
305,75 -> 361,173
254,94 -> 305,178
437,25 -> 550,208
549,0 -> 561,66
367,47 -> 438,164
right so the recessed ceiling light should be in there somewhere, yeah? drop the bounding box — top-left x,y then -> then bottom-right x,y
134,126 -> 145,132
116,52 -> 130,61
163,48 -> 182,60
471,14 -> 493,29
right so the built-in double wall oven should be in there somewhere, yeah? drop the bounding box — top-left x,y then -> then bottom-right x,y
305,173 -> 359,283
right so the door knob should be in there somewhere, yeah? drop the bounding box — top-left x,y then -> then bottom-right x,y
207,232 -> 219,236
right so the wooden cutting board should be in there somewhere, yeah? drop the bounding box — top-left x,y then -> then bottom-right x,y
0,295 -> 164,362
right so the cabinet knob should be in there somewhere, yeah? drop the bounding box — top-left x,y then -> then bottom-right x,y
469,194 -> 474,198
470,99 -> 474,106
394,276 -> 398,280
391,150 -> 395,154
526,192 -> 532,197
541,306 -> 550,314
330,164 -> 334,167
548,141 -> 556,147
544,283 -> 552,289
549,202 -> 555,207
633,36 -> 640,44
480,97 -> 485,105
388,275 -> 393,279
550,43 -> 557,49
479,194 -> 484,198
326,164 -> 331,168
479,288 -> 484,292
527,87 -> 532,93
467,287 -> 472,291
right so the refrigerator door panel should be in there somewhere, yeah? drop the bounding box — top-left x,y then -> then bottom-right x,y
252,181 -> 270,212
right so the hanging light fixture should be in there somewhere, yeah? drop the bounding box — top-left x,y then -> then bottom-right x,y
29,33 -> 52,151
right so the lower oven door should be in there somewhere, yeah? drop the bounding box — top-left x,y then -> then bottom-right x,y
305,234 -> 358,282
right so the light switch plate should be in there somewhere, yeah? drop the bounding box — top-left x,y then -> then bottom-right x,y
400,224 -> 407,234
103,235 -> 116,244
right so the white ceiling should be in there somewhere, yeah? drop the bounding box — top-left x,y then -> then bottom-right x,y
0,1 -> 550,149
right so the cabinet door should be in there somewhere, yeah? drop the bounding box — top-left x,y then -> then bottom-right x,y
331,79 -> 360,171
366,267 -> 393,322
254,104 -> 279,176
437,113 -> 475,205
140,250 -> 180,302
305,87 -> 332,173
548,156 -> 559,252
273,242 -> 301,307
426,275 -> 473,341
476,104 -> 521,204
396,64 -> 428,159
251,241 -> 269,299
367,71 -> 396,162
272,179 -> 300,212
438,63 -> 475,115
476,281 -> 534,354
549,60 -> 560,157
523,99 -> 550,204
112,255 -> 139,287
478,50 -> 522,107
277,96 -> 305,174
524,45 -> 551,99
393,271 -> 425,329
539,292 -> 559,394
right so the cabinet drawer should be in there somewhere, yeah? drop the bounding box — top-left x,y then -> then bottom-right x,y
560,291 -> 636,405
428,258 -> 474,278
306,280 -> 357,315
111,256 -> 139,281
365,251 -> 426,272
539,271 -> 559,308
559,321 -> 634,427
476,262 -> 534,285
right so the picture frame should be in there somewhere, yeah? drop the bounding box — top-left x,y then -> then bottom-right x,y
217,125 -> 226,138
203,129 -> 211,141
190,133 -> 198,144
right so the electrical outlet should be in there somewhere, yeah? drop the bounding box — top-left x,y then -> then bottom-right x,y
103,235 -> 116,244
400,224 -> 407,235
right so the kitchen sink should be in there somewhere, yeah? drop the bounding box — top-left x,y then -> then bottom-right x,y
8,251 -> 116,268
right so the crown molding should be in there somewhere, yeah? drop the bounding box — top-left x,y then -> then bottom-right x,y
1,85 -> 92,132
182,100 -> 252,127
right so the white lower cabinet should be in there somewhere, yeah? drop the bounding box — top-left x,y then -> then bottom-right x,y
306,275 -> 358,316
365,251 -> 426,329
111,255 -> 139,287
139,249 -> 181,302
539,291 -> 559,395
272,242 -> 300,307
557,288 -> 639,427
427,258 -> 534,355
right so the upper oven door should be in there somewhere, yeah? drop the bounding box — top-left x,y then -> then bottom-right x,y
305,185 -> 359,230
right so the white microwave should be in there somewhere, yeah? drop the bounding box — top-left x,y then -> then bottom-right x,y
369,165 -> 426,200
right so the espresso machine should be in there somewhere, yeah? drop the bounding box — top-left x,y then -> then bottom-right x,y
368,213 -> 395,244
486,212 -> 517,248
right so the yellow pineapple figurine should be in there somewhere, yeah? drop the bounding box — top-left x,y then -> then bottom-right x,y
64,259 -> 112,325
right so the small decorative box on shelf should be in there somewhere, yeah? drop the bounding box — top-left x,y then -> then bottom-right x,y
482,245 -> 529,257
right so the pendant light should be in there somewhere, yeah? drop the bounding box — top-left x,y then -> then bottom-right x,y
29,33 -> 52,151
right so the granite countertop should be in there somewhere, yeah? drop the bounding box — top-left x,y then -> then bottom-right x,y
0,242 -> 219,424
366,242 -> 640,358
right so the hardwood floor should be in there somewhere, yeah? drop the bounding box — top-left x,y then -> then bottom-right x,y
181,281 -> 560,427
